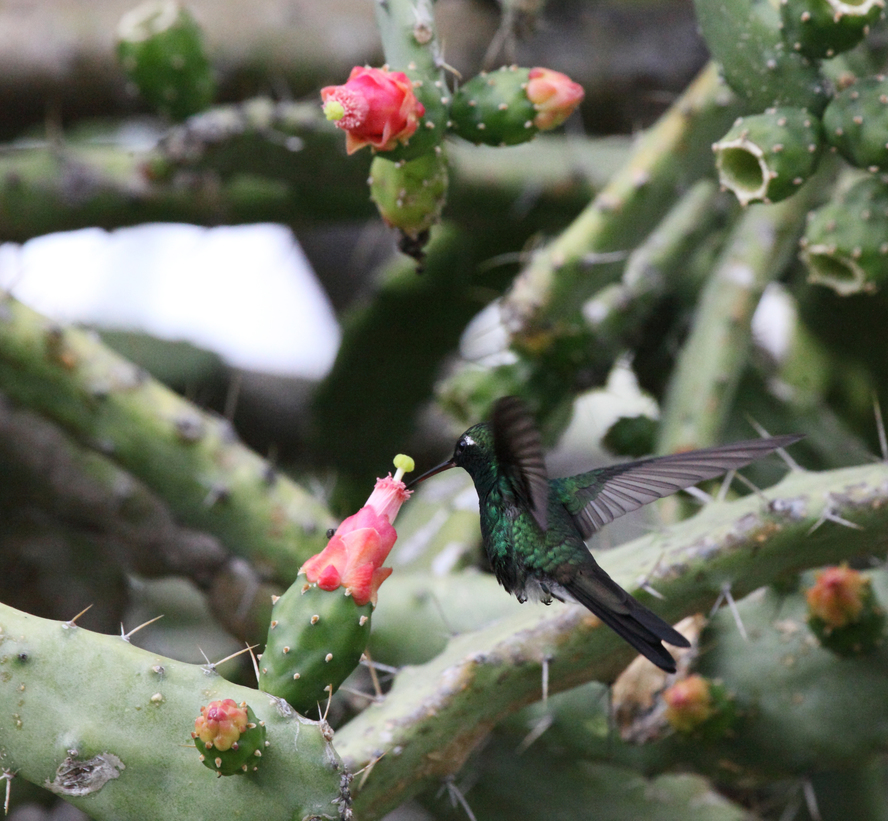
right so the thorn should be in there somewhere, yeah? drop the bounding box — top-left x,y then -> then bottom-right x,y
541,655 -> 551,704
355,752 -> 385,791
802,778 -> 822,821
1,770 -> 15,816
712,582 -> 748,641
732,471 -> 772,504
747,417 -> 804,471
321,685 -> 334,722
337,685 -> 385,704
64,604 -> 93,628
119,614 -> 163,642
516,714 -> 553,754
359,657 -> 401,675
439,776 -> 478,821
806,508 -> 864,536
716,469 -> 736,503
363,649 -> 384,700
683,485 -> 713,505
223,369 -> 243,423
202,644 -> 257,675
874,394 -> 888,461
639,582 -> 666,601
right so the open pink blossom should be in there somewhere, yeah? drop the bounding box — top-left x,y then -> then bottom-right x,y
526,67 -> 584,131
193,699 -> 248,752
301,466 -> 412,606
321,66 -> 425,155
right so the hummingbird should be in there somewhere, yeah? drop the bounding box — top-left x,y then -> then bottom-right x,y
410,396 -> 802,673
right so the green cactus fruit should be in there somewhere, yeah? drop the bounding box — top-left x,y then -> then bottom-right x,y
258,583 -> 372,714
823,75 -> 888,172
192,699 -> 267,776
806,565 -> 886,655
449,66 -> 540,146
713,107 -> 823,205
694,0 -> 830,114
369,150 -> 449,240
780,0 -> 885,59
117,0 -> 215,121
799,175 -> 888,294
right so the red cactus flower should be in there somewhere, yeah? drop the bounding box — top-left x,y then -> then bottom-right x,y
193,699 -> 249,752
526,67 -> 584,131
806,564 -> 867,628
321,66 -> 425,155
301,455 -> 413,606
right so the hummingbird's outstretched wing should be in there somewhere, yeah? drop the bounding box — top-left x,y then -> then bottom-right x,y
491,396 -> 550,532
555,435 -> 803,540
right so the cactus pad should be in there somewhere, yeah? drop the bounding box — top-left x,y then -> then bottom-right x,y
779,0 -> 885,59
369,151 -> 449,240
823,75 -> 888,172
449,67 -> 540,146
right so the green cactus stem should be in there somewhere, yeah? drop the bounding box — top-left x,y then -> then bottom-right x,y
800,174 -> 888,295
449,67 -> 540,146
694,0 -> 830,113
780,0 -> 885,59
713,108 -> 823,205
822,75 -> 888,172
117,1 -> 215,121
0,603 -> 349,820
258,584 -> 372,715
369,150 -> 449,247
0,290 -> 334,582
337,459 -> 888,817
192,699 -> 268,776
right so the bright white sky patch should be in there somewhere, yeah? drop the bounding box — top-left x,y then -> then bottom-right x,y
0,223 -> 340,378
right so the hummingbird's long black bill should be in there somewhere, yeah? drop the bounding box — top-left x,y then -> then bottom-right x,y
407,459 -> 456,489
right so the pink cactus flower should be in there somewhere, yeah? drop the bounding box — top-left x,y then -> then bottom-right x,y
526,67 -> 584,131
193,699 -> 249,752
301,456 -> 413,606
806,564 -> 867,628
663,674 -> 714,732
321,66 -> 426,155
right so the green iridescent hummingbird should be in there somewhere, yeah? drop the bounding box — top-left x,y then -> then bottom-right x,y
410,397 -> 802,673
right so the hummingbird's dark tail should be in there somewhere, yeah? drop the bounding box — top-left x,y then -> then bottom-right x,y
560,561 -> 690,673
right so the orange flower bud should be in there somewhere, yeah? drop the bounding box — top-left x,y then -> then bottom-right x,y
526,67 -> 584,130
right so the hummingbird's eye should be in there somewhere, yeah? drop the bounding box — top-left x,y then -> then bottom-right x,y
455,440 -> 466,455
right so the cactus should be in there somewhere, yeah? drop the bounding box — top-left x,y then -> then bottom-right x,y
192,699 -> 268,776
259,457 -> 412,713
800,174 -> 888,294
822,75 -> 888,172
713,108 -> 823,205
779,0 -> 885,59
258,584 -> 372,715
0,603 -> 349,820
369,150 -> 449,250
117,1 -> 215,121
694,0 -> 830,113
449,66 -> 583,146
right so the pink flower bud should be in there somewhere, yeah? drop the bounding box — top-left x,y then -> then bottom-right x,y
300,473 -> 411,606
526,67 -> 584,131
663,674 -> 714,733
806,564 -> 867,628
321,66 -> 426,155
193,699 -> 249,752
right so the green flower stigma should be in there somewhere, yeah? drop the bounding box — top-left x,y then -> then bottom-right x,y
323,99 -> 346,122
393,453 -> 415,482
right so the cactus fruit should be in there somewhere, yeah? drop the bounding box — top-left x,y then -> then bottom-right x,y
663,675 -> 738,739
806,565 -> 886,655
799,175 -> 888,294
369,151 -> 449,242
192,699 -> 268,776
449,66 -> 583,146
822,75 -> 888,172
117,1 -> 215,121
779,0 -> 885,59
694,0 -> 829,113
713,107 -> 823,205
258,456 -> 413,713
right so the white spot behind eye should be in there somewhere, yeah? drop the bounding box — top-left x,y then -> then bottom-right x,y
463,435 -> 475,446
